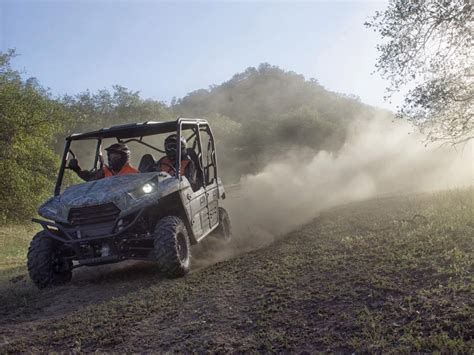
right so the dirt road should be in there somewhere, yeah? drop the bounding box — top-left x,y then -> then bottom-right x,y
0,190 -> 472,352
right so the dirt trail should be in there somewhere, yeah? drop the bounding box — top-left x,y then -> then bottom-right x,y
0,191 -> 472,352
0,254 -> 232,323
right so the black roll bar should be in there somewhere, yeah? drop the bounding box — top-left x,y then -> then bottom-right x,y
54,118 -> 212,193
93,139 -> 102,171
54,139 -> 72,196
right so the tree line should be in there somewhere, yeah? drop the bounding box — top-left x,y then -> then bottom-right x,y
1,51 -> 383,223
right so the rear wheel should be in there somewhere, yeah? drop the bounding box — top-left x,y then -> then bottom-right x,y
211,207 -> 232,242
27,232 -> 72,289
153,216 -> 191,277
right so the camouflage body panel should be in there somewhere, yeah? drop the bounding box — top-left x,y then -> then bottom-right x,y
39,172 -> 190,223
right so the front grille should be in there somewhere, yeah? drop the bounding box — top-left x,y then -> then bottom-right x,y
68,203 -> 120,226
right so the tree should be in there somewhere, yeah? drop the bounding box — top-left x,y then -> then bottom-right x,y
64,85 -> 172,133
0,50 -> 73,222
366,0 -> 473,144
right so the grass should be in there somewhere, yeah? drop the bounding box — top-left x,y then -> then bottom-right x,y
0,224 -> 37,282
0,188 -> 472,352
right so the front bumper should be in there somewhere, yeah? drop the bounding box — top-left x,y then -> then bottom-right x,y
32,209 -> 144,245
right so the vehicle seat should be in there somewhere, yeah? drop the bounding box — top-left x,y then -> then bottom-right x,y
187,148 -> 204,189
138,154 -> 156,173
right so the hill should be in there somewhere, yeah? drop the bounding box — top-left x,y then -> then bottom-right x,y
0,52 -> 389,223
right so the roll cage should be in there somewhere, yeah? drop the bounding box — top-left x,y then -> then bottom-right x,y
55,118 -> 218,196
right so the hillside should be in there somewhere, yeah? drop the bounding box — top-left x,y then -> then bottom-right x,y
174,63 -> 369,124
1,54 -> 390,223
0,189 -> 472,352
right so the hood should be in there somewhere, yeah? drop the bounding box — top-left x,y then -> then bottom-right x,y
39,172 -> 183,223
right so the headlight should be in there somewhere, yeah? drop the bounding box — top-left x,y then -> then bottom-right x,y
130,178 -> 158,199
142,183 -> 154,194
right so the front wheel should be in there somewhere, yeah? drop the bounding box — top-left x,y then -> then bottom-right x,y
153,216 -> 191,278
27,232 -> 72,289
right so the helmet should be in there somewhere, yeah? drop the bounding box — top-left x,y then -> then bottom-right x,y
105,143 -> 130,171
105,143 -> 131,157
164,134 -> 187,160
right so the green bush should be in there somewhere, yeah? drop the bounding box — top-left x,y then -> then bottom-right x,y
0,50 -> 72,223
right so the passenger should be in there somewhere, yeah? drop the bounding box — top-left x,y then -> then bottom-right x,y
68,143 -> 138,181
157,134 -> 197,188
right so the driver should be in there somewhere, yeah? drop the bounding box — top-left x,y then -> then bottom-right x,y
157,134 -> 197,188
68,143 -> 138,181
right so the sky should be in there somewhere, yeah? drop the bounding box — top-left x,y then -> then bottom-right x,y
0,0 -> 398,109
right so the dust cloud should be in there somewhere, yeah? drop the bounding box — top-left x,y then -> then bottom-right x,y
223,116 -> 473,249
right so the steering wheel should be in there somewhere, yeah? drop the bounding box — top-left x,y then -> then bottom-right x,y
64,149 -> 77,170
68,149 -> 76,159
159,161 -> 177,174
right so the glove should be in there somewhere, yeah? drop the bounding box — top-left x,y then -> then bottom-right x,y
68,158 -> 80,171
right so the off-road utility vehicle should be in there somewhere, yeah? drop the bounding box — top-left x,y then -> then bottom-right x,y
28,118 -> 232,288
